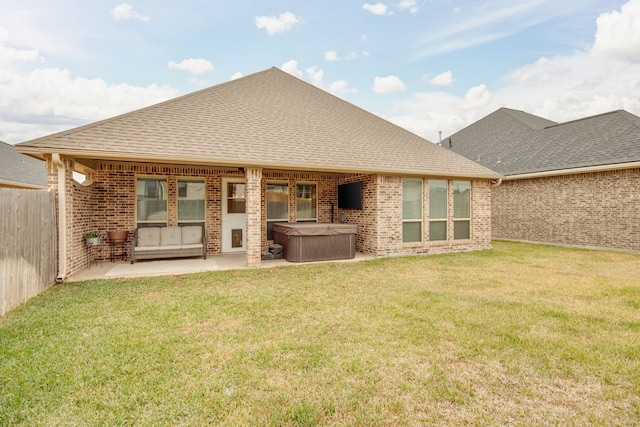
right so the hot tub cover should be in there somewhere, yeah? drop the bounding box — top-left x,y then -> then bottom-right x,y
273,222 -> 357,236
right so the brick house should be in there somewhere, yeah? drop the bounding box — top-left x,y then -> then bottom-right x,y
16,67 -> 500,279
446,107 -> 640,251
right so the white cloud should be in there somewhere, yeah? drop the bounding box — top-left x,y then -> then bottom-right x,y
373,75 -> 406,93
0,44 -> 39,64
363,3 -> 391,16
281,60 -> 355,96
0,67 -> 178,143
255,12 -> 299,36
0,28 -> 173,142
425,70 -> 454,86
325,49 -> 367,62
324,50 -> 339,62
0,26 -> 40,65
398,0 -> 419,14
460,84 -> 492,111
328,80 -> 357,96
230,72 -> 243,80
168,58 -> 214,75
281,59 -> 303,78
306,66 -> 324,86
591,0 -> 640,63
111,3 -> 150,22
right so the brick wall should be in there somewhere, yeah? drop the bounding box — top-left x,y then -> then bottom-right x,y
336,174 -> 377,254
340,174 -> 492,256
91,162 -> 243,262
245,168 -> 262,268
492,168 -> 640,251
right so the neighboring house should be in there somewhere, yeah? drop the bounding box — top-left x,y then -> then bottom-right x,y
0,140 -> 47,189
445,107 -> 640,251
16,67 -> 500,278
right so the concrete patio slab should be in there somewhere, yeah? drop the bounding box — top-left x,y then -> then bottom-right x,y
67,252 -> 374,282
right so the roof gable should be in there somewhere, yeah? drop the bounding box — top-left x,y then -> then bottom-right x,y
446,108 -> 640,176
17,67 -> 499,179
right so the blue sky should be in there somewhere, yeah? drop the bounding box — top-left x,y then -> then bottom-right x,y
1,0 -> 639,144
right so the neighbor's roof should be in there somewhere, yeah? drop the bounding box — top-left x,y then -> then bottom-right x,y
0,141 -> 47,189
445,107 -> 640,177
16,67 -> 499,179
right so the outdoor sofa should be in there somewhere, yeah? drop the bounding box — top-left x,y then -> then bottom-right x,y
131,225 -> 206,263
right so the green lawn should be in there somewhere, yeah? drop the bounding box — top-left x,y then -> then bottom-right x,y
1,241 -> 639,426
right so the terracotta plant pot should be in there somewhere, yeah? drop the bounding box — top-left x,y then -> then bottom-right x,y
108,230 -> 129,242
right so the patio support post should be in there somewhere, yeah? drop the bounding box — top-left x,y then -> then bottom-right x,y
245,167 -> 263,268
51,153 -> 68,281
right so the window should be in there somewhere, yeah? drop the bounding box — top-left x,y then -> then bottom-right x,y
227,182 -> 246,214
402,178 -> 422,243
296,183 -> 317,221
429,180 -> 448,241
178,179 -> 205,223
137,178 -> 167,224
453,181 -> 471,239
267,182 -> 289,240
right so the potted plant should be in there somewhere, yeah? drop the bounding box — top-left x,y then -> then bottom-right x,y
84,231 -> 102,245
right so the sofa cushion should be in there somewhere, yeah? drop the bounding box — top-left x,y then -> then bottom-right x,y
134,246 -> 161,252
137,227 -> 160,247
160,226 -> 182,246
182,226 -> 202,245
157,245 -> 183,251
181,243 -> 204,250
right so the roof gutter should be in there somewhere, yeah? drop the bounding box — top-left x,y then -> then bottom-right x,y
503,161 -> 640,180
52,153 -> 67,282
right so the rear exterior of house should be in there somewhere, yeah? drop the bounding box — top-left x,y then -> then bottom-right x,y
19,68 -> 501,279
447,108 -> 640,251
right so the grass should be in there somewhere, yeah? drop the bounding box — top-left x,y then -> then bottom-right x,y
1,241 -> 639,426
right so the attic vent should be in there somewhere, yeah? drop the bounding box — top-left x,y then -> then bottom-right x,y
448,138 -> 452,148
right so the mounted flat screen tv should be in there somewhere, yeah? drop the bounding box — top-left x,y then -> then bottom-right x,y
338,181 -> 363,209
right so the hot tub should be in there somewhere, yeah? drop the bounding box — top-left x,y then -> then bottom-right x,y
273,223 -> 357,262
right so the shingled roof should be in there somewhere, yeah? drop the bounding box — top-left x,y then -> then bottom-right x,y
0,141 -> 47,189
445,107 -> 640,177
16,67 -> 499,179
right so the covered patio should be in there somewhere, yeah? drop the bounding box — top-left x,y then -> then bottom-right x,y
68,252 -> 375,282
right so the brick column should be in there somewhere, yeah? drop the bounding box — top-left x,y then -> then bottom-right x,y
245,167 -> 263,268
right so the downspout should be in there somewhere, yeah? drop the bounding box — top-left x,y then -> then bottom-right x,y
52,153 -> 67,282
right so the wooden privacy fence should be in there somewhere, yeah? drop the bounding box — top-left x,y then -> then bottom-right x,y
1,188 -> 57,316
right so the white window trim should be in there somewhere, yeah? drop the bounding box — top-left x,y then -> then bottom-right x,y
453,180 -> 472,240
402,178 -> 423,244
428,179 -> 448,242
266,181 -> 290,240
296,182 -> 318,222
177,178 -> 206,224
135,176 -> 168,226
